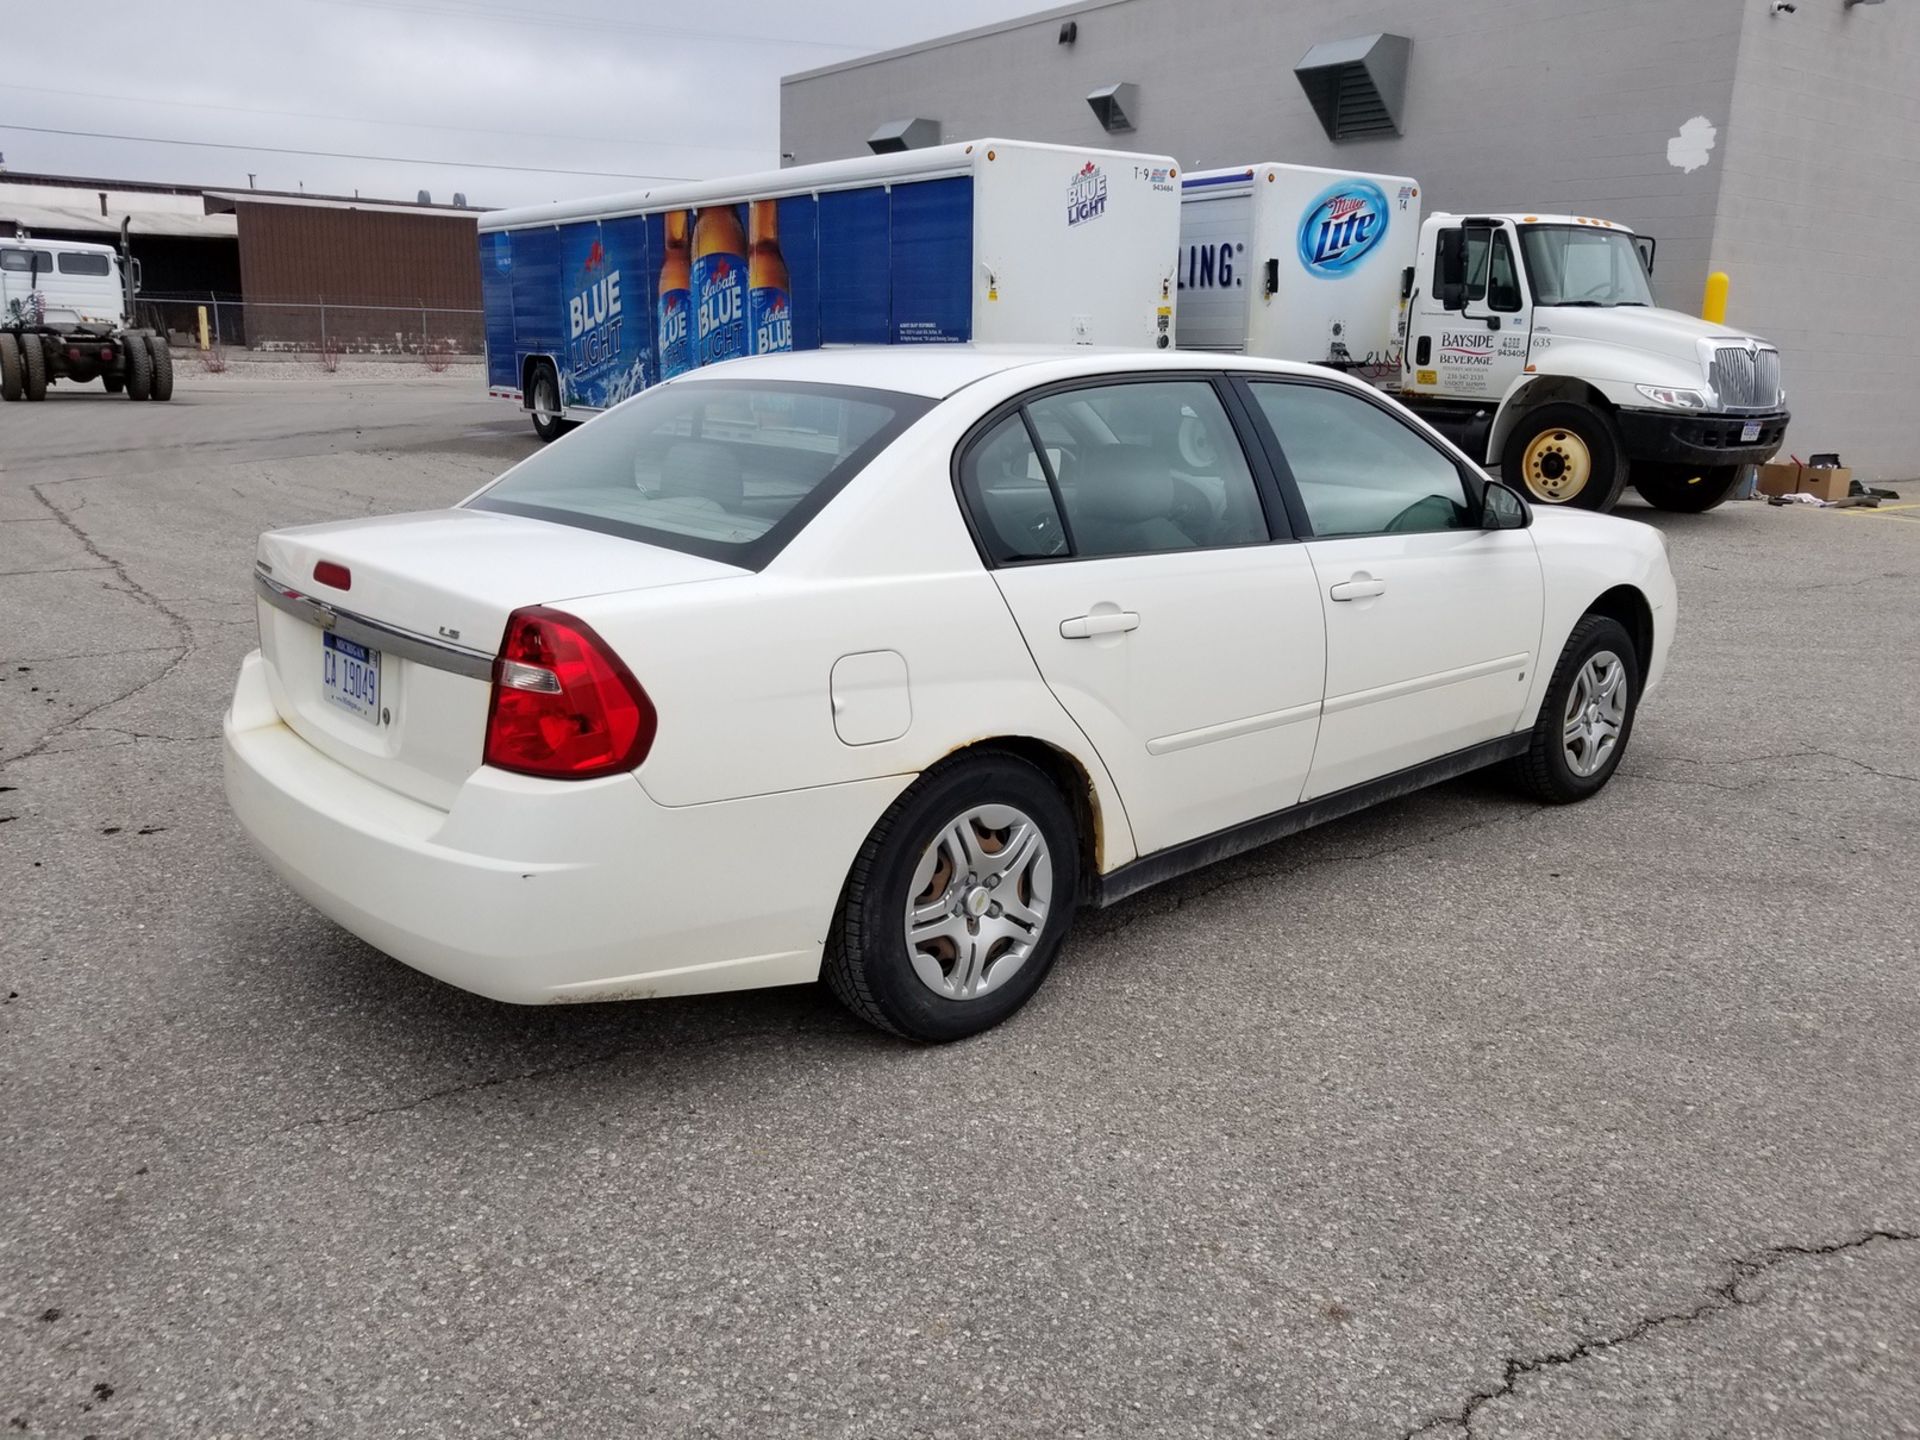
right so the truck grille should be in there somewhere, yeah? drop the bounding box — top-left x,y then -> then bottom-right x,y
1711,345 -> 1782,411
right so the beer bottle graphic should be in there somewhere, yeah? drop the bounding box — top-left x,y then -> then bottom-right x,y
691,205 -> 748,369
656,210 -> 693,381
748,200 -> 792,356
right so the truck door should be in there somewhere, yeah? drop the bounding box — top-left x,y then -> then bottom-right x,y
1411,221 -> 1531,403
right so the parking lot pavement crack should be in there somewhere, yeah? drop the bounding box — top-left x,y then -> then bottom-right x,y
1622,748 -> 1919,791
1397,1229 -> 1920,1440
1,486 -> 197,771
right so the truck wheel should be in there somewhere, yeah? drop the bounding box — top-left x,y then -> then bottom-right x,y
147,336 -> 175,402
1501,403 -> 1626,511
123,333 -> 153,400
22,333 -> 48,401
528,361 -> 565,442
103,373 -> 125,394
1633,463 -> 1739,513
0,333 -> 20,401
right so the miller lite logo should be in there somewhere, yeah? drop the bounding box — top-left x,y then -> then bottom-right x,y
1067,160 -> 1109,228
1297,180 -> 1390,276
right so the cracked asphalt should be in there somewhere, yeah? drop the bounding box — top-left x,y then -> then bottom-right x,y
4,368 -> 1917,1438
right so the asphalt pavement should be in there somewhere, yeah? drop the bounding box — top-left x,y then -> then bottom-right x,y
3,365 -> 1917,1438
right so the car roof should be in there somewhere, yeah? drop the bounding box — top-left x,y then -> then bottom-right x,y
668,345 -> 1354,399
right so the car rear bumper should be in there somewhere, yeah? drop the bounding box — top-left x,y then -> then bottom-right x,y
223,649 -> 904,1005
1617,407 -> 1790,467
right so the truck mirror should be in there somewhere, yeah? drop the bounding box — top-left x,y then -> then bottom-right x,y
1401,266 -> 1415,302
1438,281 -> 1464,311
1435,229 -> 1466,310
1263,257 -> 1279,299
1633,234 -> 1656,275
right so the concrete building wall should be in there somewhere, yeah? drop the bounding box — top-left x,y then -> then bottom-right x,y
1711,0 -> 1919,477
782,0 -> 1747,312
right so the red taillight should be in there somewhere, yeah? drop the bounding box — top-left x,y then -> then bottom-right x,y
312,560 -> 351,590
99,346 -> 115,362
483,607 -> 655,779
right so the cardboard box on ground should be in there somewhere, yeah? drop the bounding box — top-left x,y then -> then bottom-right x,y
1756,462 -> 1853,503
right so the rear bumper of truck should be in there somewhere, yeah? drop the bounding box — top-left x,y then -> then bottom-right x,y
1617,407 -> 1789,468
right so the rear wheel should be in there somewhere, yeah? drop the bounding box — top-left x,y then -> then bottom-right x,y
528,361 -> 565,442
21,333 -> 48,401
122,333 -> 153,400
146,335 -> 175,402
825,753 -> 1081,1042
0,333 -> 20,401
1508,615 -> 1641,803
1502,402 -> 1627,512
1633,462 -> 1740,513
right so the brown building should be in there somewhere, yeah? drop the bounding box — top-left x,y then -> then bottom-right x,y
202,189 -> 485,352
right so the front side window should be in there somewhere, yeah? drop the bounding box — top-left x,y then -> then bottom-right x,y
1250,382 -> 1474,538
0,249 -> 53,273
468,379 -> 929,568
1487,232 -> 1523,313
1020,381 -> 1269,558
56,252 -> 113,276
1520,226 -> 1655,307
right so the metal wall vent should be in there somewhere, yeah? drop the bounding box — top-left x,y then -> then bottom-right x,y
867,118 -> 942,154
1294,33 -> 1411,141
1087,82 -> 1138,133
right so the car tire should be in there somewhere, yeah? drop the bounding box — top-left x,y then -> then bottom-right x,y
1633,462 -> 1740,513
1509,614 -> 1641,804
0,332 -> 21,401
528,361 -> 565,442
1502,402 -> 1627,512
147,335 -> 175,402
21,332 -> 48,401
123,333 -> 153,401
825,752 -> 1081,1042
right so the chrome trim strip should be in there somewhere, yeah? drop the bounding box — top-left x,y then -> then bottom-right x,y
252,568 -> 495,681
1147,699 -> 1322,756
1322,652 -> 1531,717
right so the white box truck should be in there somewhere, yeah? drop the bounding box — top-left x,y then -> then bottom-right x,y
479,139 -> 1181,441
1178,163 -> 1788,513
1,234 -> 174,403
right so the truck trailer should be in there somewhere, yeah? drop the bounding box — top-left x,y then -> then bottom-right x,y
479,139 -> 1182,441
1177,163 -> 1788,513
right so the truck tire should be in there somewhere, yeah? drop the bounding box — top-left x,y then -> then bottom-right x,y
147,336 -> 175,402
1501,402 -> 1627,512
528,360 -> 565,442
1633,462 -> 1740,513
22,332 -> 48,401
123,333 -> 153,400
0,333 -> 20,401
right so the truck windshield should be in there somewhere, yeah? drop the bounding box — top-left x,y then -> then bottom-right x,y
1519,226 -> 1654,307
467,378 -> 930,570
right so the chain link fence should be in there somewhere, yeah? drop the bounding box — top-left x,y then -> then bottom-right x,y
139,293 -> 483,355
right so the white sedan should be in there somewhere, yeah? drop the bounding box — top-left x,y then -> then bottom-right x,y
225,348 -> 1674,1040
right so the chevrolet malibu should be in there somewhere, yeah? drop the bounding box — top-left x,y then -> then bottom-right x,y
225,348 -> 1674,1041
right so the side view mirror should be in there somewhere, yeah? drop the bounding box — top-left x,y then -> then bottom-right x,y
1481,480 -> 1531,530
1438,281 -> 1464,311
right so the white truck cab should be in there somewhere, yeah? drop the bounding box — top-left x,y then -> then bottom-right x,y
0,235 -> 174,403
1178,165 -> 1788,513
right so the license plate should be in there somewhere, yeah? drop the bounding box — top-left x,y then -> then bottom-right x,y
1740,420 -> 1762,443
322,631 -> 381,725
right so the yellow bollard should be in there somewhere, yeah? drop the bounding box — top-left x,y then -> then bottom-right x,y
197,305 -> 211,351
1702,271 -> 1730,325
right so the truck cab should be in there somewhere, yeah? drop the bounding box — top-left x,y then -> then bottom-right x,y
0,236 -> 172,403
1406,212 -> 1788,512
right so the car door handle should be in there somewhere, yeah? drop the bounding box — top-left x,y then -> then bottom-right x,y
1059,610 -> 1140,639
1328,577 -> 1387,602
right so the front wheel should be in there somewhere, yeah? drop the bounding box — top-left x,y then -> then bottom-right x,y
1508,615 -> 1641,803
528,361 -> 565,442
1633,462 -> 1740,513
825,753 -> 1081,1042
122,333 -> 153,401
1501,402 -> 1627,512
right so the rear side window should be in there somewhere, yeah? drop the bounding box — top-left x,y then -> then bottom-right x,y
468,379 -> 929,570
57,252 -> 113,276
957,414 -> 1068,563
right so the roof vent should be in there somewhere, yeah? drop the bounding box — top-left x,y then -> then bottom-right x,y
1086,82 -> 1138,134
1294,33 -> 1411,141
867,118 -> 941,154
417,189 -> 433,205
452,192 -> 468,207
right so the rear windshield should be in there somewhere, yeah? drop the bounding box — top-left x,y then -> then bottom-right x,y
467,379 -> 930,569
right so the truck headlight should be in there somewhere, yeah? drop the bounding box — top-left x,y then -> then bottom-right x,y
1635,384 -> 1710,410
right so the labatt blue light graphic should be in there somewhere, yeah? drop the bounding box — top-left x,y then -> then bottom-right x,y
656,210 -> 693,381
692,205 -> 748,368
747,200 -> 792,355
565,233 -> 626,406
1297,180 -> 1390,276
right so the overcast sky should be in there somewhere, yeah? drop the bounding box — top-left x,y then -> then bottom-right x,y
0,0 -> 1055,208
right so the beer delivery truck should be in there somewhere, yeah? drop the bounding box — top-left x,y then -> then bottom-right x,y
478,139 -> 1181,442
1177,162 -> 1788,513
